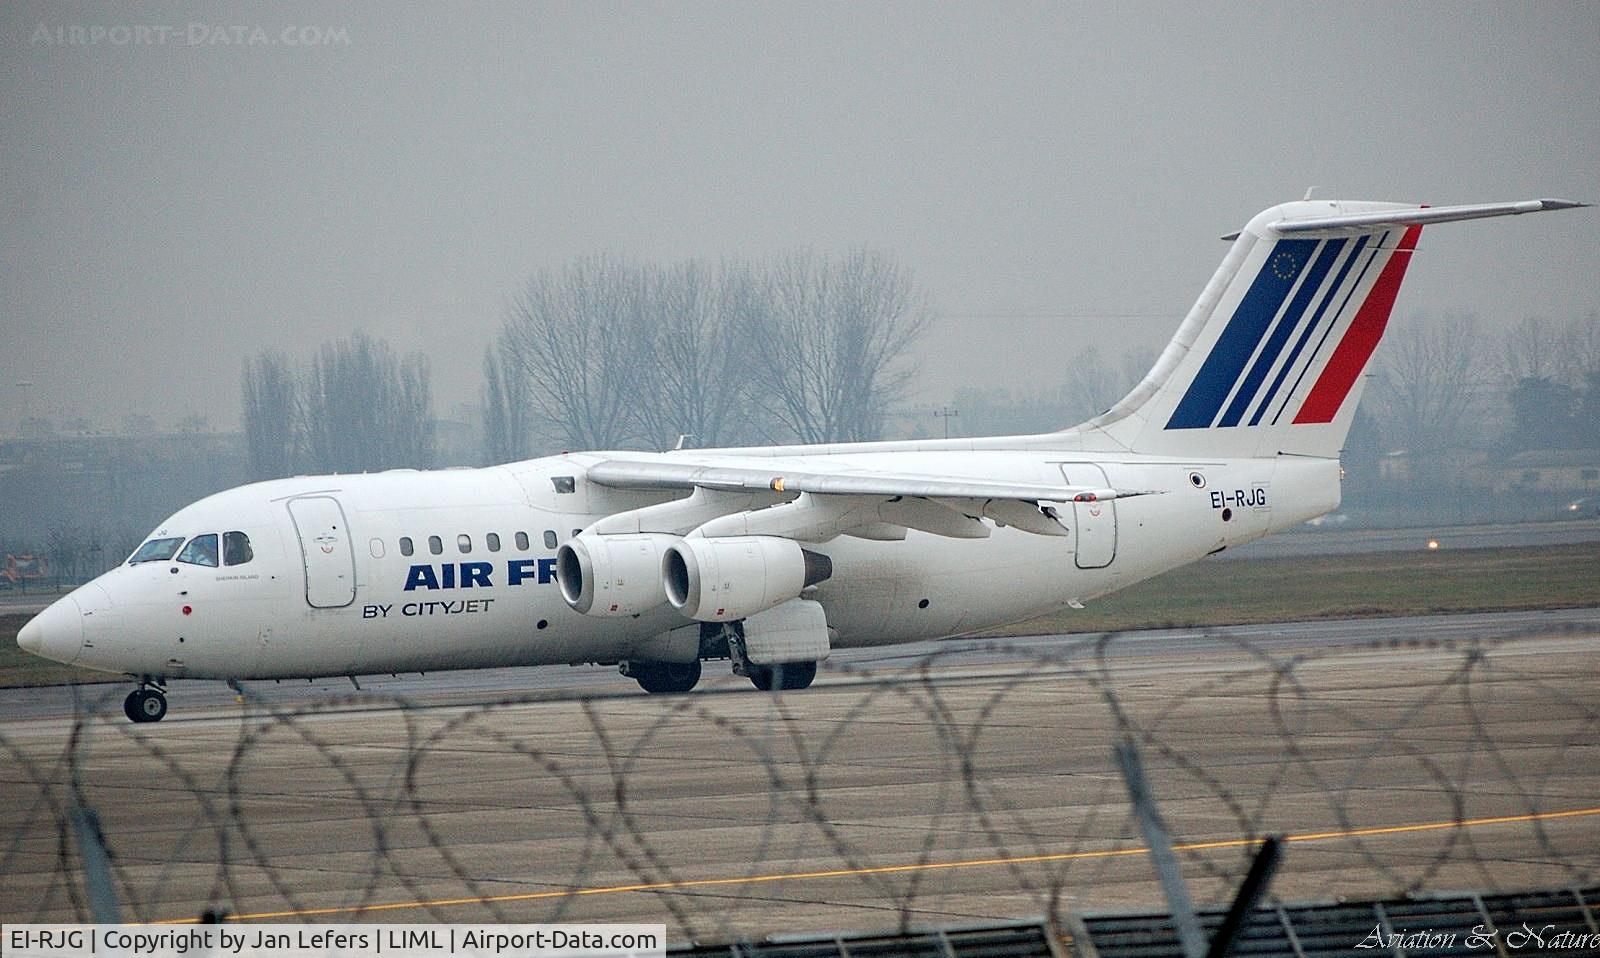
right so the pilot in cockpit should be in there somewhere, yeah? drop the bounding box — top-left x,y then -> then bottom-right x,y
178,534 -> 218,567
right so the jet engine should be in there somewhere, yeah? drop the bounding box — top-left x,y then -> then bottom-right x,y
662,535 -> 832,622
556,533 -> 677,617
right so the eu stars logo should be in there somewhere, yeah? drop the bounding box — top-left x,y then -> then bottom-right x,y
1271,250 -> 1300,280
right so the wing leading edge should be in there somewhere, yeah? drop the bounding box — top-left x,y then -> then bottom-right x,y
585,458 -> 1160,543
586,459 -> 1154,504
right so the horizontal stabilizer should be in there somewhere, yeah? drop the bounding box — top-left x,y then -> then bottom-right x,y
1269,198 -> 1588,235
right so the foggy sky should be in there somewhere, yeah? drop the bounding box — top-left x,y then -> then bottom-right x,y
3,2 -> 1597,435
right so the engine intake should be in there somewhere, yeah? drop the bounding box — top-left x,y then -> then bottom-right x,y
557,533 -> 677,617
662,536 -> 832,622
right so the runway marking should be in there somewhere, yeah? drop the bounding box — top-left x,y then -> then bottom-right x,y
159,804 -> 1600,923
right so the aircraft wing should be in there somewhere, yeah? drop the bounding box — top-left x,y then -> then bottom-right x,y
587,458 -> 1151,502
585,458 -> 1160,541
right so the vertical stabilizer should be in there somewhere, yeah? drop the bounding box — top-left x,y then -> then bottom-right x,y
1077,198 -> 1585,458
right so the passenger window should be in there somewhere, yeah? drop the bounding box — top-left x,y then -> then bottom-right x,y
515,531 -> 529,551
458,534 -> 472,553
223,531 -> 254,566
543,530 -> 558,550
486,533 -> 501,552
178,534 -> 219,568
399,536 -> 414,557
428,535 -> 443,555
369,538 -> 385,559
551,476 -> 576,494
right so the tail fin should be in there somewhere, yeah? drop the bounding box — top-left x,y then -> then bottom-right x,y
1083,198 -> 1586,459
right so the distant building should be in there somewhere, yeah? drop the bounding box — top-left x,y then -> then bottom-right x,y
1376,449 -> 1490,486
0,430 -> 247,548
1487,449 -> 1600,494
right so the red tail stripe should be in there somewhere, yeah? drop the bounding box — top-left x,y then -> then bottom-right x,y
1292,224 -> 1422,424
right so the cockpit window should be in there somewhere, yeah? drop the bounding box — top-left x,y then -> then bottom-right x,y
129,537 -> 184,564
178,534 -> 219,567
223,531 -> 253,566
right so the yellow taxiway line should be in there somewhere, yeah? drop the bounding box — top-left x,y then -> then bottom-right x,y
160,804 -> 1600,923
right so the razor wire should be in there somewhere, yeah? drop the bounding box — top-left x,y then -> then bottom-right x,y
1,625 -> 1596,940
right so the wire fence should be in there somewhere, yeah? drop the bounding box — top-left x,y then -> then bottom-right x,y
2,625 -> 1597,939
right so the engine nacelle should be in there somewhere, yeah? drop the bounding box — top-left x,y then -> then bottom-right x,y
557,533 -> 677,617
662,536 -> 832,622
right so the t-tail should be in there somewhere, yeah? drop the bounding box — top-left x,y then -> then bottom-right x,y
1079,198 -> 1588,459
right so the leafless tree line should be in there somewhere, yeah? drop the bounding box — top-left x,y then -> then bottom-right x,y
242,332 -> 435,481
486,250 -> 931,459
953,347 -> 1155,439
1370,311 -> 1600,455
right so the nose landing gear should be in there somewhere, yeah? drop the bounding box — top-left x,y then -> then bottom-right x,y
124,684 -> 168,723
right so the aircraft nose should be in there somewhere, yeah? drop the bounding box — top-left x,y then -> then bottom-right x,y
17,595 -> 85,664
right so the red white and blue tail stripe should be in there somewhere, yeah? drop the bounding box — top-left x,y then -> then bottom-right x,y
1084,198 -> 1585,459
1163,224 -> 1420,430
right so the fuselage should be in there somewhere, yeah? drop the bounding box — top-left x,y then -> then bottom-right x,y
19,194 -> 1581,715
19,447 -> 1338,681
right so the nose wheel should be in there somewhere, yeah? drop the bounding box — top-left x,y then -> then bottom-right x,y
124,687 -> 168,723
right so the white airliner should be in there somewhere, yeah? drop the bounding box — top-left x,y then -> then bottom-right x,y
18,198 -> 1586,721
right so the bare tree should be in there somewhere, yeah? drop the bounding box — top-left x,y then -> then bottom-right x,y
1500,316 -> 1558,383
1556,311 -> 1600,388
754,249 -> 931,444
1496,314 -> 1595,450
495,249 -> 930,450
1062,346 -> 1155,424
392,352 -> 436,469
1371,312 -> 1490,454
242,351 -> 299,481
45,526 -> 83,588
482,333 -> 533,464
301,331 -> 436,473
1568,313 -> 1600,449
626,260 -> 768,449
504,254 -> 646,451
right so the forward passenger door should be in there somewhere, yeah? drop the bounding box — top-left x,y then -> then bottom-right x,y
287,496 -> 357,608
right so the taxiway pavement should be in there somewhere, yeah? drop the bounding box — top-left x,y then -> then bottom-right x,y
2,608 -> 1596,935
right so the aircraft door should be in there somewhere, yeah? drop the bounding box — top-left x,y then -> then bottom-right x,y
287,496 -> 357,608
1058,464 -> 1116,569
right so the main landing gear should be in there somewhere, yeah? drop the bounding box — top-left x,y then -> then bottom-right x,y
723,617 -> 820,691
124,683 -> 168,723
624,657 -> 819,694
622,618 -> 825,695
624,659 -> 703,694
746,661 -> 817,692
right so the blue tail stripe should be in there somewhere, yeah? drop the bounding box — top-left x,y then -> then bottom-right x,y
1218,239 -> 1346,427
1165,238 -> 1318,430
1251,235 -> 1369,426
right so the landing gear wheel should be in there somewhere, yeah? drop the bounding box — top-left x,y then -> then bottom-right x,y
633,660 -> 702,694
124,688 -> 168,723
748,661 -> 817,692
